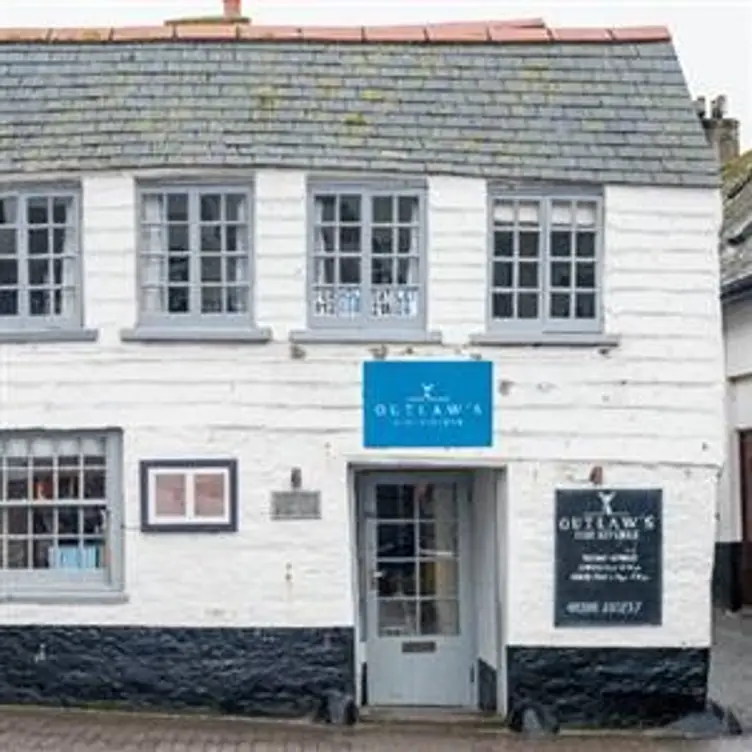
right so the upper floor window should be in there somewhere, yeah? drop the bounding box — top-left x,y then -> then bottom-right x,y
488,195 -> 601,333
0,189 -> 82,332
137,185 -> 254,330
307,184 -> 426,331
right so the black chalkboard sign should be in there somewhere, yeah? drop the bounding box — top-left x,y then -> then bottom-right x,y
554,488 -> 662,627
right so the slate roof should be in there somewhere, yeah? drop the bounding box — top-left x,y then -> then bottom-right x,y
0,18 -> 718,186
720,150 -> 752,295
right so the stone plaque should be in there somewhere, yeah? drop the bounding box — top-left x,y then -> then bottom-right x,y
554,488 -> 662,627
270,491 -> 321,521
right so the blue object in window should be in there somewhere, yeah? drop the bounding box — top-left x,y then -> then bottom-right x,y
49,545 -> 99,570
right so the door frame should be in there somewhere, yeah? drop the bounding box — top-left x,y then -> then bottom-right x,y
355,468 -> 478,708
738,430 -> 752,605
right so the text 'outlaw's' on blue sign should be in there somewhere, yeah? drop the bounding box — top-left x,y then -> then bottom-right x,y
362,360 -> 494,449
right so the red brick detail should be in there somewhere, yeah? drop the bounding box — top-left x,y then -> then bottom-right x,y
488,25 -> 551,43
362,25 -> 428,42
0,27 -> 51,42
299,26 -> 365,42
50,27 -> 114,43
425,23 -> 491,43
550,27 -> 613,43
111,26 -> 176,42
238,25 -> 303,41
609,25 -> 671,42
174,23 -> 240,40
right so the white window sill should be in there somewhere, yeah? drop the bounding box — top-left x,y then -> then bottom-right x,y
289,329 -> 443,345
469,332 -> 621,347
120,327 -> 273,344
0,591 -> 128,605
0,328 -> 99,344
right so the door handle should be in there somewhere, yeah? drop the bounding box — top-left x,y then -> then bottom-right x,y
370,569 -> 384,588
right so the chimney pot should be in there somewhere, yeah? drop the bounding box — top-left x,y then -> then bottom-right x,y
223,0 -> 242,19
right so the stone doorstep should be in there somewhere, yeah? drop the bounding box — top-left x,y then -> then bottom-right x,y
0,705 -> 737,740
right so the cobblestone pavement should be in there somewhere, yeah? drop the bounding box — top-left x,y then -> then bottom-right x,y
709,610 -> 752,730
0,707 -> 749,752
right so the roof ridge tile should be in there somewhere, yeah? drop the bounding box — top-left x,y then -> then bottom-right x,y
0,20 -> 672,45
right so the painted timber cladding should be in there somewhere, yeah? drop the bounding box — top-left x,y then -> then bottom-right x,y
0,41 -> 717,186
0,173 -> 724,648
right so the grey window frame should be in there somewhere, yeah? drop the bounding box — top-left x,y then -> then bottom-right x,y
140,458 -> 239,534
124,180 -> 271,344
474,186 -> 613,346
0,183 -> 96,344
0,428 -> 125,604
294,178 -> 438,343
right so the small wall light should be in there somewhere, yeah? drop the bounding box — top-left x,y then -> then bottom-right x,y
589,465 -> 603,486
290,467 -> 302,490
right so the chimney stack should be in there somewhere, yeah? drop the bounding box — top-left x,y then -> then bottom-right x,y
223,0 -> 242,20
696,93 -> 740,166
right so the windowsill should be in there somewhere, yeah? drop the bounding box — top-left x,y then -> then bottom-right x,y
468,332 -> 621,347
0,328 -> 99,344
0,590 -> 128,605
289,329 -> 443,345
141,523 -> 237,533
120,326 -> 273,344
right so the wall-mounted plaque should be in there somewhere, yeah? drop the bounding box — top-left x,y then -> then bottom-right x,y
554,488 -> 662,627
270,491 -> 321,521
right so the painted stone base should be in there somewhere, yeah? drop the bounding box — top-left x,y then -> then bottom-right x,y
507,646 -> 709,728
0,625 -> 354,717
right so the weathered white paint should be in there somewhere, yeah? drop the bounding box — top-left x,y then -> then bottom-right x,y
0,173 -> 724,653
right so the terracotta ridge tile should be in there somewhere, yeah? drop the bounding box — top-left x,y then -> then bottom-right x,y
0,21 -> 673,44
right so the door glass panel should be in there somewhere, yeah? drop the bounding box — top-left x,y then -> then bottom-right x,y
377,523 -> 415,558
420,599 -> 459,635
375,484 -> 414,520
372,480 -> 463,639
419,560 -> 458,598
379,598 -> 417,636
377,560 -> 416,597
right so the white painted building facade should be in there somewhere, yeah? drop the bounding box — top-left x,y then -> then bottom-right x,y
0,171 -> 724,710
0,11 -> 723,729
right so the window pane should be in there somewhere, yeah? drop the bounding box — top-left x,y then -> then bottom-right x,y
372,196 -> 393,223
315,258 -> 335,284
518,262 -> 538,289
28,259 -> 48,285
551,262 -> 571,287
226,286 -> 248,313
167,256 -> 189,283
575,202 -> 597,228
0,260 -> 17,285
200,226 -> 221,253
28,229 -> 48,255
225,256 -> 248,283
576,292 -> 596,319
339,227 -> 360,252
550,231 -> 571,257
492,262 -> 512,288
27,197 -> 48,225
551,292 -> 570,318
576,232 -> 595,258
420,600 -> 459,636
378,523 -> 416,559
397,228 -> 415,254
29,290 -> 50,316
339,258 -> 360,284
52,197 -> 72,225
379,598 -> 417,637
493,231 -> 513,257
551,201 -> 572,226
200,195 -> 222,222
194,473 -> 226,518
492,292 -> 513,318
168,288 -> 189,313
338,195 -> 361,223
518,231 -> 539,258
0,228 -> 16,256
316,195 -> 336,222
225,195 -> 246,222
371,257 -> 393,284
0,291 -> 17,315
201,257 -> 222,283
201,287 -> 223,313
167,194 -> 188,222
154,473 -> 187,517
576,262 -> 595,288
372,228 -> 392,254
517,292 -> 538,319
168,225 -> 189,252
517,202 -> 540,225
398,196 -> 419,224
0,197 -> 17,225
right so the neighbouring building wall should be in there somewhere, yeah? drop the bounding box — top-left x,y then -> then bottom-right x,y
0,173 -> 724,636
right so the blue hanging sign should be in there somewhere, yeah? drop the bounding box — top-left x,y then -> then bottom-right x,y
362,360 -> 494,449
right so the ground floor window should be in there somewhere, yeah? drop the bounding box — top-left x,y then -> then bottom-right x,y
0,429 -> 123,600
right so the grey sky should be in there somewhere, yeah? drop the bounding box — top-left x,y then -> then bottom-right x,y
3,0 -> 751,151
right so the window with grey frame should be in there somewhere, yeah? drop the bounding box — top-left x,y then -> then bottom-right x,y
138,187 -> 253,327
309,187 -> 425,329
0,189 -> 81,331
489,196 -> 601,332
0,430 -> 122,597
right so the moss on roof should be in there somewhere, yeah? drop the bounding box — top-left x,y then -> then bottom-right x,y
722,149 -> 752,198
